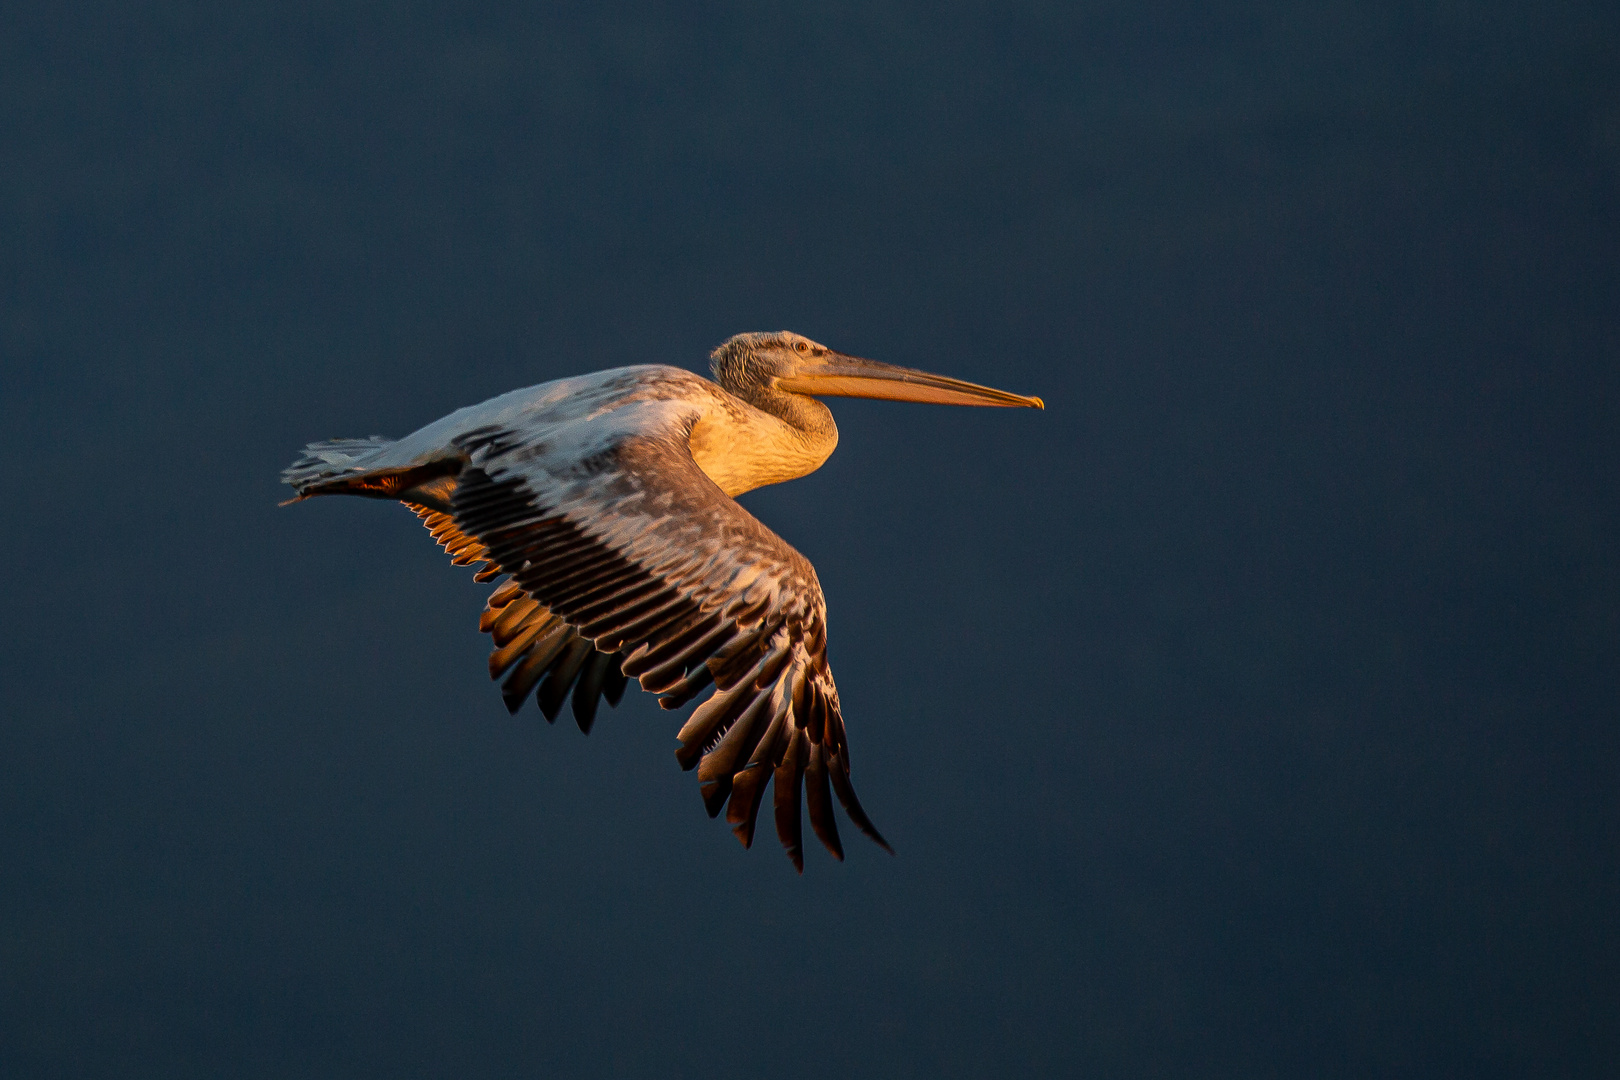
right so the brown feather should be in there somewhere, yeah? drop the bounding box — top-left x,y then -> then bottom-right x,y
724,594 -> 773,630
482,578 -> 524,615
577,586 -> 682,643
726,763 -> 772,848
827,752 -> 892,854
674,670 -> 764,771
536,637 -> 595,722
804,740 -> 844,861
565,574 -> 666,626
570,651 -> 615,734
805,682 -> 828,745
620,612 -> 726,681
498,624 -> 572,713
774,728 -> 807,872
697,685 -> 777,785
537,553 -> 637,602
706,624 -> 784,690
521,550 -> 624,598
583,591 -> 693,649
489,597 -> 541,646
726,696 -> 791,847
655,665 -> 713,711
487,615 -> 555,680
700,774 -> 731,819
602,661 -> 630,707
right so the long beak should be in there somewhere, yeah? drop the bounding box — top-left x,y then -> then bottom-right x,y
774,353 -> 1044,409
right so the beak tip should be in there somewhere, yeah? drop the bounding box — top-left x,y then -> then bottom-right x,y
1027,396 -> 1045,410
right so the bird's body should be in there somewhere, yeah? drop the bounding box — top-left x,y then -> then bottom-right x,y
283,332 -> 1041,869
306,364 -> 834,506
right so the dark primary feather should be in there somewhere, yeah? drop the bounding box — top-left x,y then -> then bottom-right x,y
409,506 -> 627,729
774,730 -> 808,871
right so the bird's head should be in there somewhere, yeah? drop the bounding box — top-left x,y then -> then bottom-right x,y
710,331 -> 1045,410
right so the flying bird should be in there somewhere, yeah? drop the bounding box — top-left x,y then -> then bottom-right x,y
281,332 -> 1042,869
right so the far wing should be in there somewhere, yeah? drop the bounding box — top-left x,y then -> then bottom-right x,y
447,408 -> 889,869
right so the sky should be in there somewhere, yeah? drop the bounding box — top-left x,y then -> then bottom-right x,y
1,2 -> 1617,1076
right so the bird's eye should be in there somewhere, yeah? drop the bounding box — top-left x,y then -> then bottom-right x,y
794,341 -> 808,353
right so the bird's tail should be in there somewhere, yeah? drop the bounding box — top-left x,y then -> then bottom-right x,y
279,436 -> 395,503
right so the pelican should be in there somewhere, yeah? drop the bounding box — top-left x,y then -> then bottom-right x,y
282,331 -> 1042,869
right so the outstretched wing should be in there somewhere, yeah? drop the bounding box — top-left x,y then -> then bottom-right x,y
408,506 -> 629,732
448,406 -> 889,869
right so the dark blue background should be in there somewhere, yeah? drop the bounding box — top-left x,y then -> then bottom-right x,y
2,2 -> 1616,1076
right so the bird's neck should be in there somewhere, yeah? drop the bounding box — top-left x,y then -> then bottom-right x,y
689,386 -> 839,497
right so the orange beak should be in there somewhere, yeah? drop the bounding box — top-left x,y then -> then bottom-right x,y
774,353 -> 1044,409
